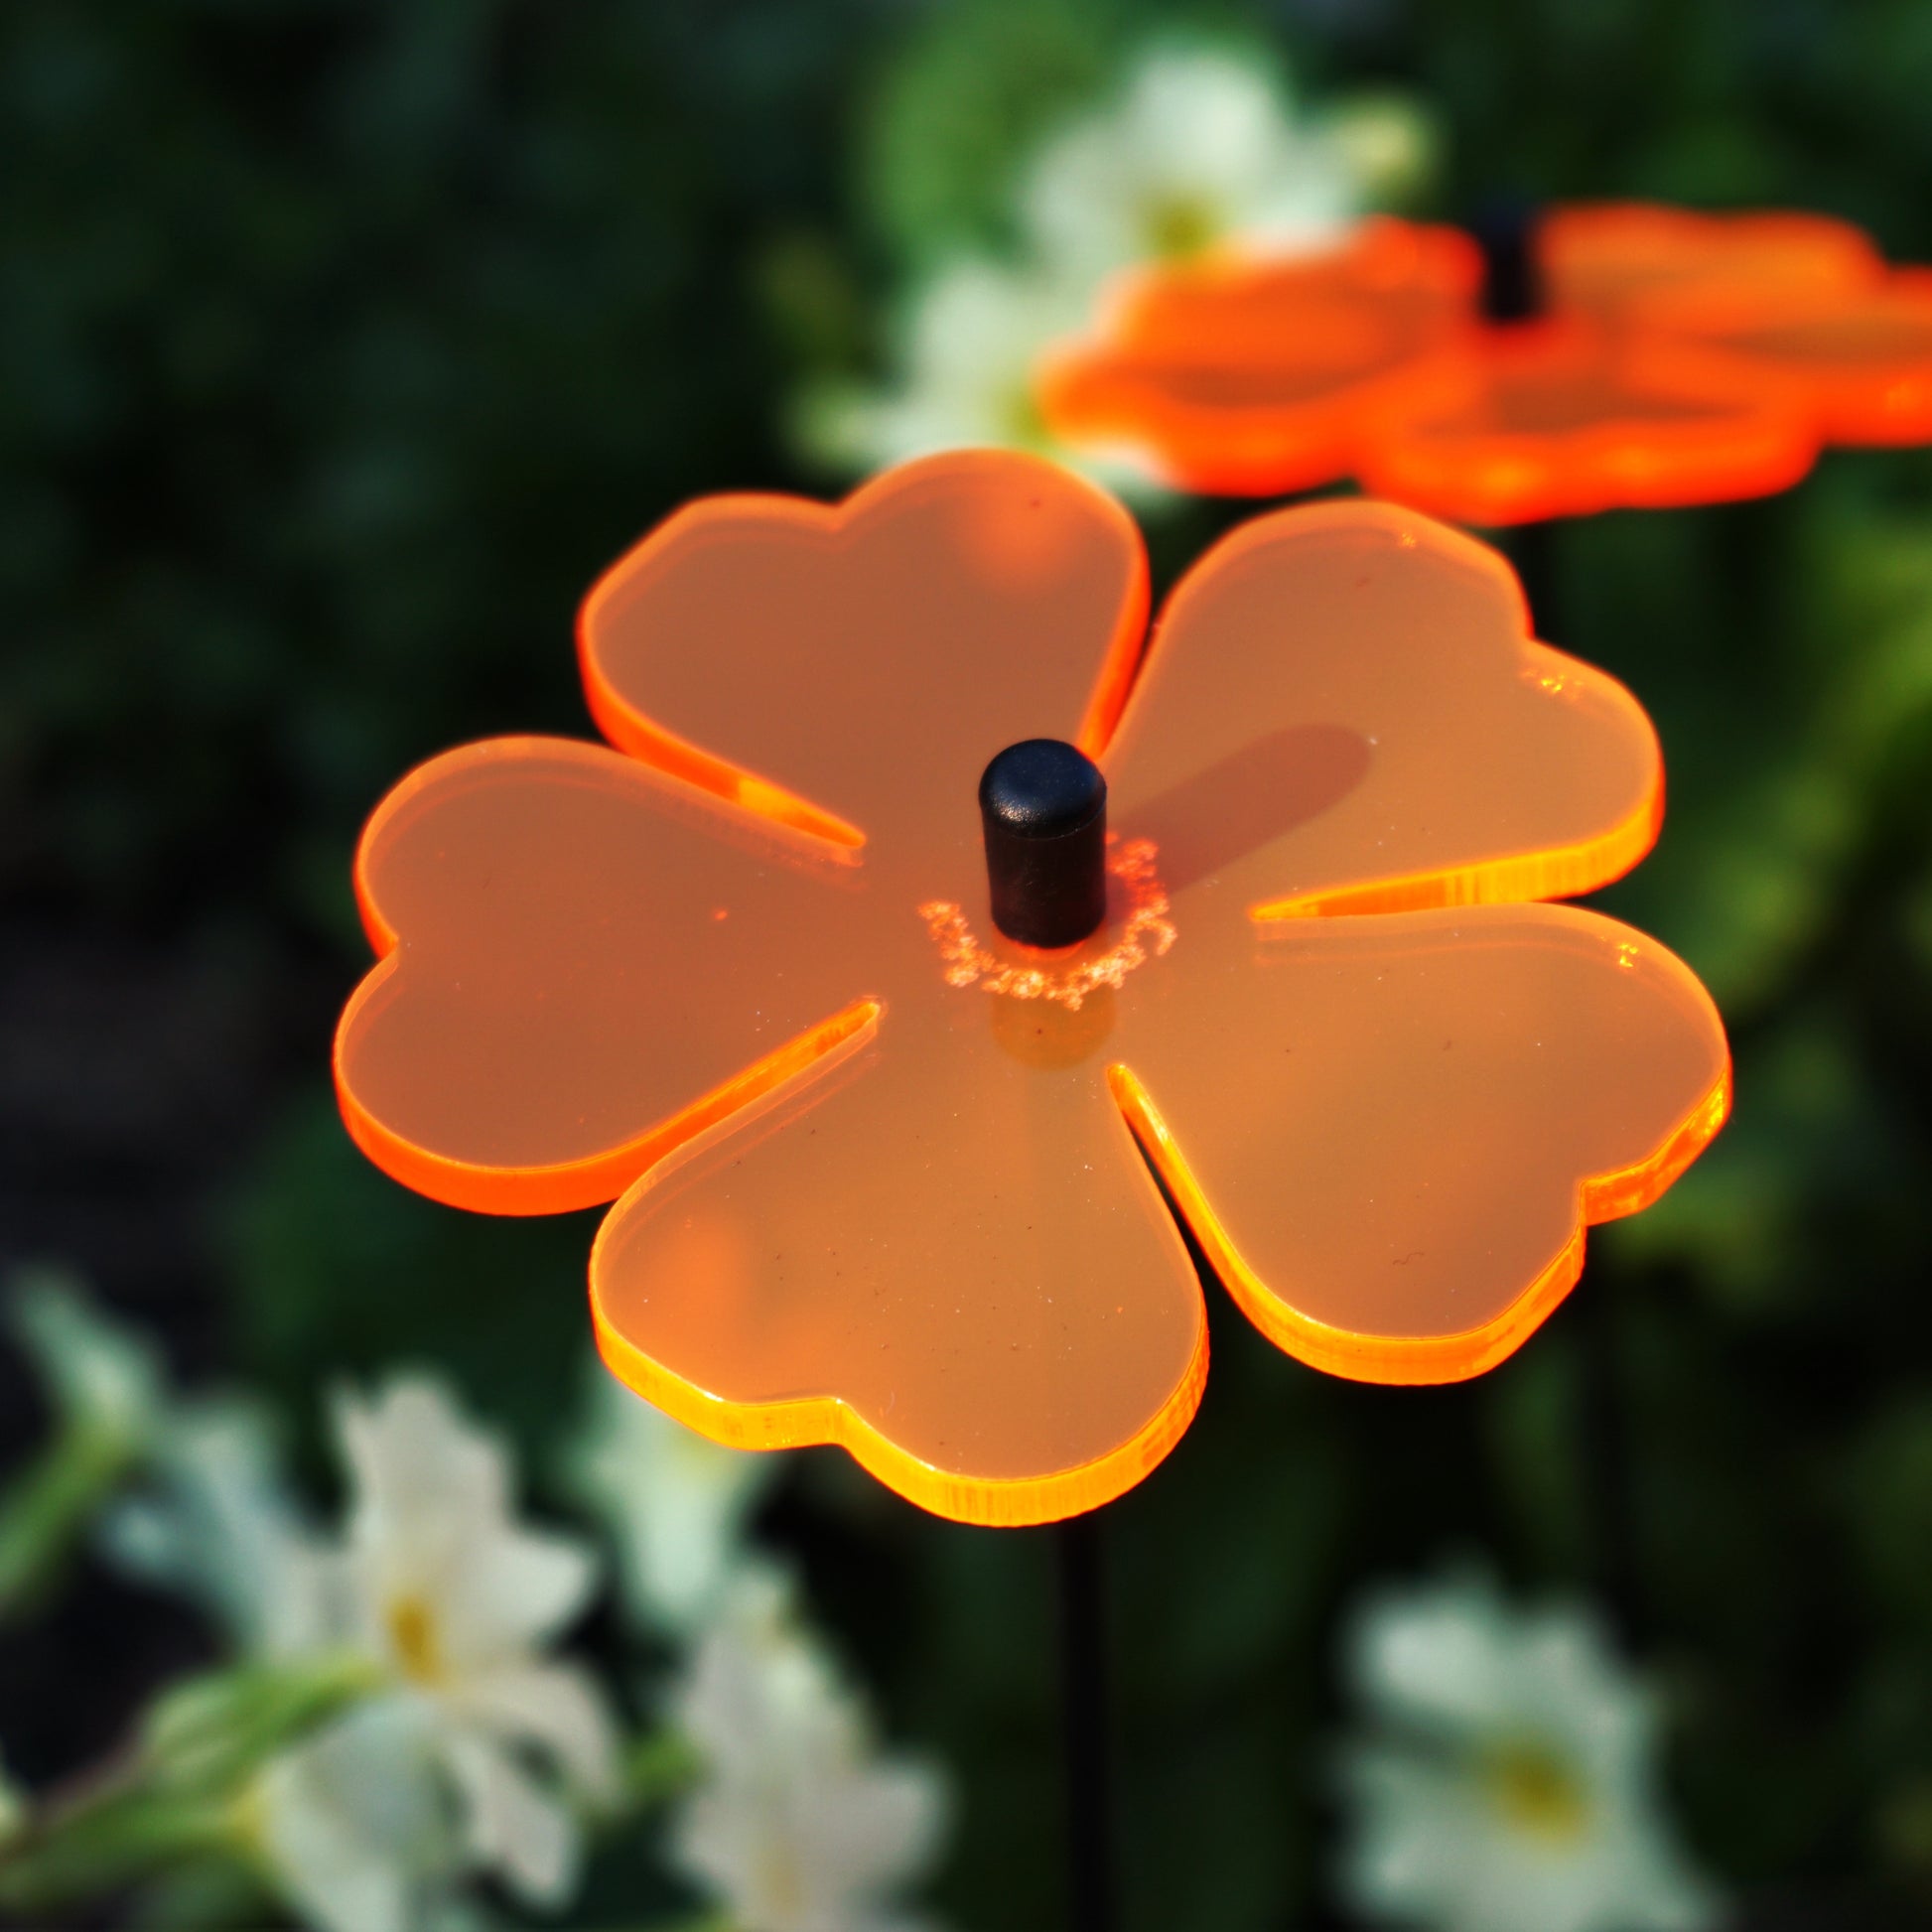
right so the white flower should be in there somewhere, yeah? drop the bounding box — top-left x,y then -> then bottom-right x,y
234,1378 -> 621,1932
1020,45 -> 1359,286
669,1568 -> 949,1932
564,1357 -> 777,1638
800,260 -> 1081,464
327,1379 -> 621,1903
1335,1569 -> 1721,1932
797,259 -> 1168,496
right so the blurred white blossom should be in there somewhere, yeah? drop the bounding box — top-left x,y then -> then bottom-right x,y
225,1378 -> 621,1932
800,260 -> 1083,467
1021,45 -> 1358,284
801,42 -> 1434,489
669,1567 -> 948,1932
797,259 -> 1170,496
565,1358 -> 777,1639
250,1698 -> 460,1932
1335,1569 -> 1720,1932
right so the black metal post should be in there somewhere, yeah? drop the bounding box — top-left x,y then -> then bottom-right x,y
1055,1512 -> 1116,1932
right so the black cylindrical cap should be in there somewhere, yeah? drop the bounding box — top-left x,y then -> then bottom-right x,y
1470,197 -> 1544,324
979,739 -> 1108,949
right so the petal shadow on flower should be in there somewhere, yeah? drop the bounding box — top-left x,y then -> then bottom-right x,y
1125,721 -> 1373,895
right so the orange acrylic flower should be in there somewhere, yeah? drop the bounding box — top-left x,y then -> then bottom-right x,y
334,451 -> 1729,1527
1038,217 -> 1483,496
1040,201 -> 1932,522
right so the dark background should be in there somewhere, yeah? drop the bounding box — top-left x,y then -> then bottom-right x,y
8,1 -> 1932,1925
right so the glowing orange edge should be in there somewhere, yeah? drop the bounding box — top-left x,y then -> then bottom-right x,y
334,986 -> 884,1219
590,1297 -> 1206,1530
1109,1055 -> 1731,1386
576,452 -> 1153,834
338,735 -> 882,1216
1114,498 -> 1666,919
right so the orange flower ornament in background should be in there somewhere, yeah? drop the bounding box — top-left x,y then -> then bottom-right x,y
334,451 -> 1729,1527
1040,203 -> 1932,523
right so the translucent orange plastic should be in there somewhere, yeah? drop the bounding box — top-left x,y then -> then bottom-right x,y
335,454 -> 1730,1525
1356,318 -> 1816,525
1101,498 -> 1663,914
1037,219 -> 1479,494
1038,203 -> 1932,517
579,450 -> 1149,855
1109,905 -> 1728,1383
1542,203 -> 1879,324
1637,271 -> 1932,445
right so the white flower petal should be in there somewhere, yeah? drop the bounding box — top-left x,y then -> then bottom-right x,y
253,1701 -> 455,1932
332,1375 -> 600,1677
668,1569 -> 949,1931
437,1523 -> 600,1668
442,1727 -> 581,1909
565,1365 -> 778,1636
1020,45 -> 1357,285
335,1379 -> 508,1537
453,1660 -> 621,1805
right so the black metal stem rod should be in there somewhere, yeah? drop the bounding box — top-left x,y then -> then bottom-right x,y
1055,1512 -> 1116,1932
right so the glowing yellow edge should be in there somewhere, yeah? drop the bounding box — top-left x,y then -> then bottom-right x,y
1248,776 -> 1664,921
1107,1056 -> 1732,1387
590,1297 -> 1208,1529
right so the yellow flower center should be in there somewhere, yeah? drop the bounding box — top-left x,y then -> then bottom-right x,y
1482,1738 -> 1589,1841
1142,191 -> 1224,261
386,1593 -> 444,1685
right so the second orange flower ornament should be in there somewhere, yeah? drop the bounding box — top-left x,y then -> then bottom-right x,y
334,450 -> 1729,1526
1039,203 -> 1932,523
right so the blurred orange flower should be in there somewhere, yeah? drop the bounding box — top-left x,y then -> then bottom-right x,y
1041,203 -> 1932,521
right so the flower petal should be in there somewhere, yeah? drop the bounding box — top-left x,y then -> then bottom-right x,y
1356,319 -> 1817,524
1111,903 -> 1728,1383
253,1702 -> 453,1932
578,450 -> 1149,860
589,1006 -> 1206,1527
1102,498 -> 1661,919
1542,202 -> 1880,325
453,1661 -> 621,1804
441,1726 -> 582,1908
1037,218 -> 1477,495
1639,269 -> 1932,446
336,736 -> 877,1215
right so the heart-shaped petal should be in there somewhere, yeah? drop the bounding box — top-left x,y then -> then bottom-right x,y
337,738 -> 877,1216
1112,902 -> 1729,1383
1104,498 -> 1660,919
589,1002 -> 1205,1528
578,450 -> 1148,865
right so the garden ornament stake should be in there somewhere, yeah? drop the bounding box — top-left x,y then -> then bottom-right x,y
334,449 -> 1731,1928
